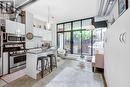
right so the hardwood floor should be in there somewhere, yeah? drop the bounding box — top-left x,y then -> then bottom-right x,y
2,58 -> 104,87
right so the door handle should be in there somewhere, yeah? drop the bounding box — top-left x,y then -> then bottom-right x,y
119,33 -> 123,43
122,32 -> 126,44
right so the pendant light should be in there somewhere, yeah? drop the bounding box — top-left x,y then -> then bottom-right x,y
46,6 -> 51,30
86,25 -> 95,31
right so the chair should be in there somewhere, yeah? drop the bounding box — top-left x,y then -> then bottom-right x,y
37,56 -> 50,78
47,54 -> 57,71
92,54 -> 104,72
57,48 -> 66,57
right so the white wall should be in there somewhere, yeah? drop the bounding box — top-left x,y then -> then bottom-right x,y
104,8 -> 130,87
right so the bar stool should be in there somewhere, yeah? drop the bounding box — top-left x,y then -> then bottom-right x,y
37,56 -> 50,78
47,54 -> 57,71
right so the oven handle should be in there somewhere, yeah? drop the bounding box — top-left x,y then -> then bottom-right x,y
10,54 -> 26,57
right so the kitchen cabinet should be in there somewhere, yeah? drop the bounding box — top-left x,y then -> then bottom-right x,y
6,20 -> 25,35
17,22 -> 25,35
6,20 -> 16,34
26,49 -> 54,79
3,52 -> 8,75
104,8 -> 130,87
0,57 -> 2,76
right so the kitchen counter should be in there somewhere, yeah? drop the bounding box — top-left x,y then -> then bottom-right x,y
26,47 -> 56,79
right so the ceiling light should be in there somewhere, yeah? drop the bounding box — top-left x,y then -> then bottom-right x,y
46,6 -> 51,30
46,22 -> 51,30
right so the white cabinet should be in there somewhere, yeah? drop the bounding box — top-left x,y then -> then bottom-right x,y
0,57 -> 2,76
17,22 -> 25,35
6,20 -> 25,35
6,20 -> 16,34
3,52 -> 8,75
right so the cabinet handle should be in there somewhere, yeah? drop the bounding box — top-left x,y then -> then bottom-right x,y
119,33 -> 123,43
122,32 -> 126,44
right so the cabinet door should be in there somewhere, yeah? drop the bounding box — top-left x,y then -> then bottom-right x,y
17,23 -> 25,35
6,20 -> 17,34
3,52 -> 8,75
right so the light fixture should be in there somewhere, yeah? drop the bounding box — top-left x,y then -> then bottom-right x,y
46,6 -> 51,30
86,25 -> 95,31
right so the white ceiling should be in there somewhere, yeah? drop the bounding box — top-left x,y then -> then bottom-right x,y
24,0 -> 101,23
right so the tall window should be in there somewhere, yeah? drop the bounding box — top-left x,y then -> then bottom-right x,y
57,18 -> 107,56
93,28 -> 107,55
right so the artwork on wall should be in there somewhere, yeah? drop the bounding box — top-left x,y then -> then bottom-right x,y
118,0 -> 128,16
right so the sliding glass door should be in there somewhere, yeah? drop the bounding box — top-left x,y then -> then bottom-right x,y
81,31 -> 92,55
93,28 -> 107,55
57,33 -> 64,49
64,32 -> 71,53
73,31 -> 81,54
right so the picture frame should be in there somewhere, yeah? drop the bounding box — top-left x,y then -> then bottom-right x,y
26,32 -> 33,40
118,0 -> 128,16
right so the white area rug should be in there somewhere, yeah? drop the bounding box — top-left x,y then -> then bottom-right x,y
45,67 -> 103,87
0,79 -> 7,87
62,54 -> 92,62
1,69 -> 25,83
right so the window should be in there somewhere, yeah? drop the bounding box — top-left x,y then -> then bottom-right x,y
73,21 -> 81,30
64,23 -> 71,31
57,24 -> 64,32
64,32 -> 71,53
93,28 -> 107,55
82,19 -> 92,29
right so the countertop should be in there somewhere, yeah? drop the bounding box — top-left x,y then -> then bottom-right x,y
27,47 -> 56,54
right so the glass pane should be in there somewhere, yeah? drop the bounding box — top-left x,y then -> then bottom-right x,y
82,19 -> 92,29
64,23 -> 71,31
57,33 -> 64,49
81,31 -> 92,55
73,31 -> 81,54
57,24 -> 64,32
93,28 -> 107,55
73,21 -> 81,30
64,32 -> 71,53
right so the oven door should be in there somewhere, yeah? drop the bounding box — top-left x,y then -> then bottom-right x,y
10,55 -> 26,73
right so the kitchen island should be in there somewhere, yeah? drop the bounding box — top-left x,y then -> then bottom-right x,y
26,48 -> 56,79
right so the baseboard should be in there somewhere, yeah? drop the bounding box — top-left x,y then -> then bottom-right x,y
102,73 -> 108,87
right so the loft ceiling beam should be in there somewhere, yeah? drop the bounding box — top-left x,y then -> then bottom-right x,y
16,0 -> 38,9
105,0 -> 117,16
98,0 -> 105,16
